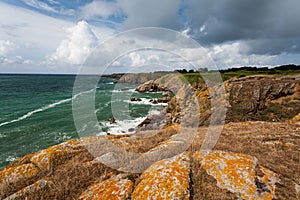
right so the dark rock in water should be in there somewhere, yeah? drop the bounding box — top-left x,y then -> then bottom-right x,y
130,97 -> 142,102
157,96 -> 171,103
108,117 -> 116,124
128,128 -> 135,132
150,99 -> 158,104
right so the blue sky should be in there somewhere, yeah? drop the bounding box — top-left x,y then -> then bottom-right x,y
0,0 -> 299,73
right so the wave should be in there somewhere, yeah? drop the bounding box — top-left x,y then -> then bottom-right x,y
0,89 -> 95,128
5,155 -> 18,162
112,88 -> 136,93
124,98 -> 168,106
99,116 -> 146,135
98,109 -> 162,135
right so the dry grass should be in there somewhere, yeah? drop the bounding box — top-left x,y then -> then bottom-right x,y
1,122 -> 299,199
189,121 -> 300,199
109,127 -> 178,153
190,156 -> 237,200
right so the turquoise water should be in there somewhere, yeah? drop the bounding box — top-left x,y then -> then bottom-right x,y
0,74 -> 165,169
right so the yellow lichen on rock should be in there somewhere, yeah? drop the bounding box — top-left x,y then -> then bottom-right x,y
30,141 -> 84,171
165,124 -> 180,131
0,163 -> 39,186
131,153 -> 190,200
290,113 -> 300,124
4,178 -> 54,200
78,175 -> 133,200
201,151 -> 279,200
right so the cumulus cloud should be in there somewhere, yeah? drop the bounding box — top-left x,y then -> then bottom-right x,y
0,40 -> 17,55
50,21 -> 98,65
128,52 -> 146,66
208,42 -> 275,68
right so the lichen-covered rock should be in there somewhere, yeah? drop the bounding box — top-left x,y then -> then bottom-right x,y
291,113 -> 300,124
4,178 -> 54,200
0,163 -> 39,186
30,140 -> 84,171
0,163 -> 39,199
131,153 -> 190,200
78,175 -> 133,200
200,151 -> 280,200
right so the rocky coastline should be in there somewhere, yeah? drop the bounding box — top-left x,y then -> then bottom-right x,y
1,73 -> 300,199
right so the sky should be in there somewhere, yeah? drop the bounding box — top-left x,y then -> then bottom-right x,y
0,0 -> 300,74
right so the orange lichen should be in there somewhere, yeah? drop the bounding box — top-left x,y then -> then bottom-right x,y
5,178 -> 54,199
131,153 -> 190,200
290,113 -> 300,124
283,142 -> 295,147
258,166 -> 280,195
165,124 -> 180,131
201,151 -> 279,200
30,142 -> 83,171
193,151 -> 205,162
0,163 -> 39,185
78,175 -> 133,200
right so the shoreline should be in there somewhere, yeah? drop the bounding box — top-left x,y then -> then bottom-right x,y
1,71 -> 300,199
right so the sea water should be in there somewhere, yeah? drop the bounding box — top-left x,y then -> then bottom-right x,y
0,74 -> 165,169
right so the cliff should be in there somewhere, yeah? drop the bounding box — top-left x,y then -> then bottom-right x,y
1,74 -> 300,200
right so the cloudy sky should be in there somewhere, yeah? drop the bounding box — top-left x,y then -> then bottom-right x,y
0,0 -> 299,74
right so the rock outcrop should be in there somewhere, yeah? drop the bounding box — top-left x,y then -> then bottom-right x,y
78,174 -> 133,200
1,121 -> 299,199
225,75 -> 300,122
132,153 -> 190,200
195,151 -> 280,200
135,80 -> 169,93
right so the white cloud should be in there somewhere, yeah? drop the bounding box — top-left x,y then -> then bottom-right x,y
128,52 -> 146,66
0,40 -> 17,55
0,55 -> 30,65
0,2 -> 74,58
208,41 -> 275,68
80,0 -> 121,20
50,21 -> 98,65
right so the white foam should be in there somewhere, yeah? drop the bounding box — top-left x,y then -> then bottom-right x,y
112,88 -> 136,93
148,109 -> 161,115
100,108 -> 162,135
125,98 -> 168,106
104,116 -> 146,135
0,89 -> 95,127
5,155 -> 18,162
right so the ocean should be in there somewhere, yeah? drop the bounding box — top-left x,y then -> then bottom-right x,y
0,74 -> 165,169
